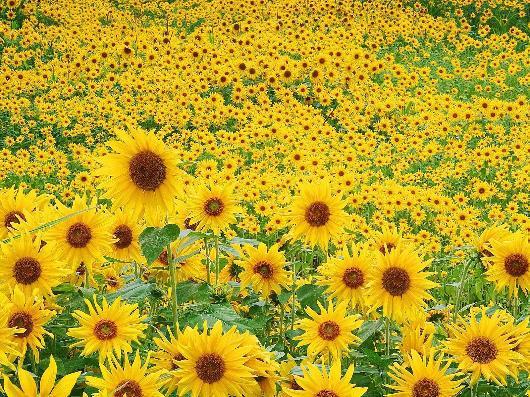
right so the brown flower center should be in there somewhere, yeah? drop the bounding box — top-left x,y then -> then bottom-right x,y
504,253 -> 529,277
107,277 -> 119,287
76,262 -> 86,276
184,217 -> 199,231
13,257 -> 42,285
129,150 -> 167,191
67,222 -> 92,248
304,201 -> 330,227
382,267 -> 411,296
466,337 -> 498,364
113,224 -> 133,249
342,267 -> 364,288
316,390 -> 339,397
195,353 -> 225,384
289,379 -> 303,390
412,378 -> 440,397
158,250 -> 169,266
253,261 -> 274,279
379,242 -> 395,254
204,198 -> 224,216
318,320 -> 340,341
8,312 -> 34,337
93,319 -> 118,340
4,211 -> 26,228
114,380 -> 143,397
171,353 -> 185,370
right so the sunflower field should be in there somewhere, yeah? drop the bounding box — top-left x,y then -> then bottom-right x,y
0,0 -> 530,396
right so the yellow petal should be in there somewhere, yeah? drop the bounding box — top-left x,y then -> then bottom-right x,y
17,369 -> 37,397
40,355 -> 58,396
49,372 -> 81,397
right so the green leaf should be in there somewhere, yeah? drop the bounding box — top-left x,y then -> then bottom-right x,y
358,319 -> 384,345
139,224 -> 180,264
107,280 -> 155,303
174,281 -> 210,303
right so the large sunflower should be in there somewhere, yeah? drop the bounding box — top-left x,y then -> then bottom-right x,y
387,351 -> 463,397
108,208 -> 143,263
445,308 -> 522,385
6,287 -> 55,362
237,242 -> 290,297
97,128 -> 181,220
0,188 -> 49,240
0,293 -> 21,368
86,351 -> 165,397
2,355 -> 80,397
176,321 -> 256,397
288,182 -> 346,249
67,296 -> 147,361
283,361 -> 367,397
484,232 -> 530,297
367,246 -> 438,321
187,183 -> 239,234
318,245 -> 371,309
295,301 -> 363,359
45,197 -> 113,266
0,234 -> 67,296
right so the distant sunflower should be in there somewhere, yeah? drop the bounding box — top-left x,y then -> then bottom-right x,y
318,246 -> 371,309
97,128 -> 181,219
6,287 -> 55,362
372,224 -> 402,255
367,246 -> 438,322
45,197 -> 113,266
67,296 -> 147,361
288,182 -> 346,249
283,361 -> 366,397
108,208 -> 143,263
0,235 -> 67,296
237,243 -> 289,297
474,224 -> 511,259
445,308 -> 522,385
387,351 -> 463,397
176,321 -> 255,397
2,355 -> 80,397
0,188 -> 49,239
86,351 -> 165,397
187,183 -> 239,234
484,232 -> 530,297
295,301 -> 363,359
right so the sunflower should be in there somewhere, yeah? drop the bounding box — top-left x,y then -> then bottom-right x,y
150,239 -> 204,283
366,246 -> 438,322
152,326 -> 199,395
0,293 -> 21,368
97,128 -> 181,220
445,308 -> 522,385
0,234 -> 67,296
102,266 -> 124,292
387,350 -> 463,397
108,208 -> 143,263
187,183 -> 239,234
2,355 -> 80,397
67,296 -> 147,361
0,188 -> 49,240
295,301 -> 363,359
288,182 -> 346,249
372,224 -> 403,255
399,313 -> 436,365
176,321 -> 256,397
318,245 -> 371,309
474,224 -> 511,259
86,351 -> 165,397
283,360 -> 367,397
45,197 -> 113,266
237,242 -> 289,297
6,287 -> 55,362
484,232 -> 530,297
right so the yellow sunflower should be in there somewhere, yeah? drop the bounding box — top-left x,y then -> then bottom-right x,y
0,188 -> 49,240
86,351 -> 165,397
445,308 -> 522,385
283,360 -> 367,397
295,301 -> 363,359
67,296 -> 147,361
474,224 -> 511,259
187,183 -> 239,234
2,355 -> 80,397
367,246 -> 438,322
45,197 -> 113,266
0,293 -> 21,368
0,234 -> 67,296
484,232 -> 530,297
176,321 -> 256,397
237,242 -> 290,297
371,224 -> 403,255
288,182 -> 346,249
318,245 -> 371,309
6,286 -> 55,362
108,208 -> 143,263
97,128 -> 181,220
387,350 -> 463,397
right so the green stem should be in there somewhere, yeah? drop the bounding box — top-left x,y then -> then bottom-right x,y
167,245 -> 178,326
453,258 -> 474,322
291,262 -> 297,331
214,236 -> 220,286
204,238 -> 211,284
385,318 -> 391,357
